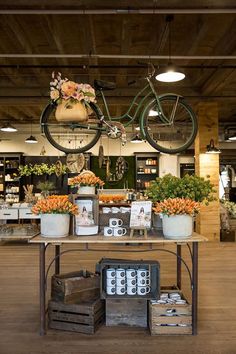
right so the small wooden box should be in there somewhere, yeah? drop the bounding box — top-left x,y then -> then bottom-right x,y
106,299 -> 147,327
51,270 -> 100,304
48,299 -> 105,334
149,291 -> 192,335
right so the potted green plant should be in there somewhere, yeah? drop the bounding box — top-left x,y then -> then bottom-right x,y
146,174 -> 216,230
153,197 -> 200,239
36,181 -> 55,198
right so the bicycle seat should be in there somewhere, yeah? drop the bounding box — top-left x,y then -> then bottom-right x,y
94,79 -> 116,91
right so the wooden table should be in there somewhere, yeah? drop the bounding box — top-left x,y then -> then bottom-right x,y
29,232 -> 207,336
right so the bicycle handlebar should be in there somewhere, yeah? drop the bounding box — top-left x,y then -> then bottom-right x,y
128,63 -> 155,85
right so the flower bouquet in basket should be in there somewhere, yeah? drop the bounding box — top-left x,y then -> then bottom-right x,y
50,72 -> 96,122
32,195 -> 78,238
153,198 -> 201,239
68,170 -> 104,195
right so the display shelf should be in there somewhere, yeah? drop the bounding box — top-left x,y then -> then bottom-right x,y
134,152 -> 159,191
0,153 -> 23,201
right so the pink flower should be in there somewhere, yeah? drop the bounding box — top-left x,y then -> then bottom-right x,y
61,81 -> 77,97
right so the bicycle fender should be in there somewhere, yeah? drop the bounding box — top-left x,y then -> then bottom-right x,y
158,93 -> 183,99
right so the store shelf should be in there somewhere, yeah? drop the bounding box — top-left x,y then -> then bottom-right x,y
134,152 -> 159,190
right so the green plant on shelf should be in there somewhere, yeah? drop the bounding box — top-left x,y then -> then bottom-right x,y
221,200 -> 236,218
18,163 -> 68,177
146,173 -> 216,204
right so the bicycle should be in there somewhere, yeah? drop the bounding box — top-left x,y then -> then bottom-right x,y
40,63 -> 198,155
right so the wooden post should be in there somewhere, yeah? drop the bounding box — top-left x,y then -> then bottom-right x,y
195,102 -> 220,241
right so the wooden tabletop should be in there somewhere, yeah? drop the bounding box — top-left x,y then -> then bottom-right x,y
29,231 -> 208,244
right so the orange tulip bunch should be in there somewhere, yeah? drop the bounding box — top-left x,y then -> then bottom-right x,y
32,195 -> 78,215
99,194 -> 125,203
153,198 -> 201,216
68,174 -> 104,187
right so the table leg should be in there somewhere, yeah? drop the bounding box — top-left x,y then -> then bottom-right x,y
192,242 -> 198,335
55,245 -> 60,275
176,244 -> 182,289
39,243 -> 46,336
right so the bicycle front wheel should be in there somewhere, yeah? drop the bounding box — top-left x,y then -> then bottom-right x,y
40,102 -> 102,154
141,95 -> 198,154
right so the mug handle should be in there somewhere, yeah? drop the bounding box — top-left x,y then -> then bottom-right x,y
118,219 -> 123,226
146,271 -> 150,277
122,228 -> 127,235
146,279 -> 151,285
146,286 -> 151,294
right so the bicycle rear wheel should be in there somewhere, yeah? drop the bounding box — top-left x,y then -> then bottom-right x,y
40,102 -> 102,154
141,95 -> 198,154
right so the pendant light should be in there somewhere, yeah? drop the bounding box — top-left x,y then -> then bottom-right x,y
156,15 -> 185,83
206,139 -> 221,154
0,123 -> 18,132
25,121 -> 38,144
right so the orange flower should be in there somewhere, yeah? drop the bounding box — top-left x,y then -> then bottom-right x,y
61,80 -> 78,96
68,173 -> 104,187
32,195 -> 78,216
153,198 -> 200,216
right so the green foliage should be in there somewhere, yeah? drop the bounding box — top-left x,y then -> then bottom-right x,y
36,181 -> 55,192
146,174 -> 216,204
221,200 -> 236,218
18,163 -> 68,177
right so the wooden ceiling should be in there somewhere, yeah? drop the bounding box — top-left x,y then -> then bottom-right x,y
0,1 -> 236,127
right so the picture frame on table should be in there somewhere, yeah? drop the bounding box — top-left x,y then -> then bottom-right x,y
69,194 -> 99,236
129,200 -> 152,229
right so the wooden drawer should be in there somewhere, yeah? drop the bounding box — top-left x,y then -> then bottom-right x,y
0,209 -> 18,220
19,208 -> 40,219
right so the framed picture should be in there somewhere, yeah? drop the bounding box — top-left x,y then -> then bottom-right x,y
75,199 -> 95,226
129,201 -> 152,228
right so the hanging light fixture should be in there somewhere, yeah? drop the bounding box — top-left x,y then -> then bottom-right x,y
25,121 -> 38,144
130,134 -> 143,143
0,123 -> 18,132
206,139 -> 221,154
155,15 -> 185,83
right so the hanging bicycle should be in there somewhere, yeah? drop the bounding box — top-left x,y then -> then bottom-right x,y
40,64 -> 198,155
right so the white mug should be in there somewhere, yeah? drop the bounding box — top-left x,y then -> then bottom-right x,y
103,207 -> 111,214
113,227 -> 127,237
106,278 -> 116,286
137,269 -> 150,278
137,278 -> 151,286
127,286 -> 137,295
126,269 -> 137,278
116,286 -> 126,295
104,226 -> 114,237
116,278 -> 126,286
109,218 -> 123,227
111,207 -> 120,213
106,268 -> 116,279
106,286 -> 116,295
116,268 -> 126,278
127,278 -> 137,286
137,286 -> 150,295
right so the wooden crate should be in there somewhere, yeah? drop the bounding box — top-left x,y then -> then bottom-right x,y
106,298 -> 147,327
149,291 -> 192,335
48,299 -> 105,334
51,270 -> 100,304
99,258 -> 160,300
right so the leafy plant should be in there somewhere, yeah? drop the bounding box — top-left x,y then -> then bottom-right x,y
146,174 -> 216,204
36,181 -> 55,192
18,163 -> 68,177
221,200 -> 236,218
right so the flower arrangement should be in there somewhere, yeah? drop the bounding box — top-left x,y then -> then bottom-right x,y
32,195 -> 78,215
146,174 -> 216,204
18,163 -> 68,177
153,198 -> 201,217
99,194 -> 125,203
50,72 -> 96,105
68,170 -> 104,188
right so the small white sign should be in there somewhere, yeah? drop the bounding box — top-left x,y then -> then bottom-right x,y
129,201 -> 152,228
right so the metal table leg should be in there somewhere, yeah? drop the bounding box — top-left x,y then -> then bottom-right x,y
176,244 -> 182,289
39,243 -> 46,336
192,242 -> 198,335
55,245 -> 60,275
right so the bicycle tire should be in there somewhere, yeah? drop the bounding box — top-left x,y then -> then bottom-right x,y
141,95 -> 198,154
40,102 -> 102,154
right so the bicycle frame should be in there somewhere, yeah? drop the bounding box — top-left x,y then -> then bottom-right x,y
98,76 -> 170,127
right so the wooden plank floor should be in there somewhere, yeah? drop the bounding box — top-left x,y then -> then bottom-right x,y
0,241 -> 236,354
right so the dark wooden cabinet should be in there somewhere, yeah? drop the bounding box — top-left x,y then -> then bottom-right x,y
134,152 -> 159,191
0,153 -> 23,202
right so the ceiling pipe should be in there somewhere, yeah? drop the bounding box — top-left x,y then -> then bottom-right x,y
0,8 -> 236,14
1,54 -> 236,60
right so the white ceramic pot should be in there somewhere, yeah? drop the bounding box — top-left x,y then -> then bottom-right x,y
162,214 -> 193,239
40,214 -> 70,238
78,186 -> 95,195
